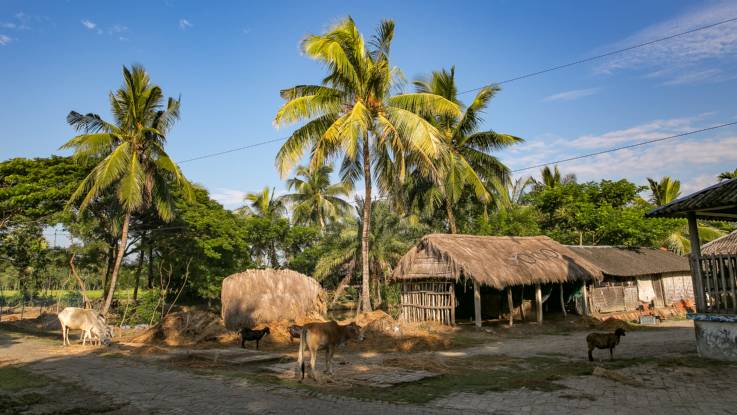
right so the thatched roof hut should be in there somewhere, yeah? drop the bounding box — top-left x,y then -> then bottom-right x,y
702,230 -> 737,256
392,234 -> 602,289
566,246 -> 689,278
221,269 -> 326,330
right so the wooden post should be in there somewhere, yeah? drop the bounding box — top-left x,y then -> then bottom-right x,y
473,280 -> 482,328
560,283 -> 567,318
507,287 -> 514,327
450,283 -> 456,325
582,281 -> 590,316
535,283 -> 543,323
519,287 -> 526,321
687,212 -> 705,312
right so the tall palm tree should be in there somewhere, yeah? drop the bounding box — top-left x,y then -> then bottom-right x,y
401,67 -> 523,233
718,168 -> 737,181
61,65 -> 192,315
237,187 -> 285,220
647,177 -> 681,206
314,198 -> 425,309
537,165 -> 576,189
273,17 -> 458,311
282,165 -> 351,229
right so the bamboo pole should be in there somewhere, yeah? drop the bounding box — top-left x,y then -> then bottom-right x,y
507,287 -> 514,327
535,283 -> 543,323
473,280 -> 482,328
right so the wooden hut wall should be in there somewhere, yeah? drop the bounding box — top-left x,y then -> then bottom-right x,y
400,281 -> 455,325
589,285 -> 638,313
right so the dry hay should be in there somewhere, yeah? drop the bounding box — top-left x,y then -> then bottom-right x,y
221,269 -> 326,330
130,308 -> 228,347
339,310 -> 454,353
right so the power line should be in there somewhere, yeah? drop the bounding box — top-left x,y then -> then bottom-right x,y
510,121 -> 737,173
458,15 -> 737,95
174,15 -> 737,164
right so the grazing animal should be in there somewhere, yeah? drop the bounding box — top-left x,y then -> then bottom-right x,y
288,325 -> 302,344
83,323 -> 114,346
587,328 -> 626,361
297,321 -> 364,382
57,307 -> 112,346
240,327 -> 270,350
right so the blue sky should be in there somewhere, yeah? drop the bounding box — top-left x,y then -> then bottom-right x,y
1,0 -> 737,210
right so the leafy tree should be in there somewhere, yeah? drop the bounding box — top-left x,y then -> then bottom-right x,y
282,165 -> 351,229
0,156 -> 91,230
405,67 -> 523,233
273,17 -> 458,311
647,177 -> 681,206
61,65 -> 193,315
0,224 -> 47,296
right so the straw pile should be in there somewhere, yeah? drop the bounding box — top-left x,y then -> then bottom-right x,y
221,269 -> 326,330
130,308 -> 228,346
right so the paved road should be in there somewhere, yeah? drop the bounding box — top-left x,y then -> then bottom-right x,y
2,322 -> 737,414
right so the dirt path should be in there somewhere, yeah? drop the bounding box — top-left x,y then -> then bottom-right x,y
3,321 -> 736,414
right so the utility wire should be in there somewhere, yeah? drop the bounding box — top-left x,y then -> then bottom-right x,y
510,121 -> 737,173
173,15 -> 737,164
458,15 -> 737,95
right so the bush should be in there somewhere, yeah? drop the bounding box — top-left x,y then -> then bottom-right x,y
126,289 -> 163,325
60,291 -> 84,308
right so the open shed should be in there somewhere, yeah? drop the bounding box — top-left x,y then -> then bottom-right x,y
567,246 -> 692,312
391,234 -> 602,326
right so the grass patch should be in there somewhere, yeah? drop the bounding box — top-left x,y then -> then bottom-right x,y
0,366 -> 49,391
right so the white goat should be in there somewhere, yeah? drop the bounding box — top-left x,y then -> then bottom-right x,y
57,307 -> 112,346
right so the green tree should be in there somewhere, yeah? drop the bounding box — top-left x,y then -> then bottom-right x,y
61,65 -> 193,315
282,165 -> 351,229
407,67 -> 523,233
273,17 -> 458,311
0,224 -> 47,296
647,177 -> 681,206
537,165 -> 576,189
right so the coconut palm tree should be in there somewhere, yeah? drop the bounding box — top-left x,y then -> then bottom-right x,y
718,168 -> 737,181
537,165 -> 576,189
399,67 -> 523,233
647,177 -> 681,206
273,17 -> 458,311
237,187 -> 286,220
314,198 -> 426,309
61,65 -> 192,315
282,165 -> 351,229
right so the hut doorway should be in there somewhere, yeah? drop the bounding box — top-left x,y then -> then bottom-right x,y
453,281 -> 504,323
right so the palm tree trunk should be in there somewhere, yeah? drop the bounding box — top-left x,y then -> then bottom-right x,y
132,238 -> 145,301
102,212 -> 131,315
446,203 -> 458,234
361,134 -> 372,313
147,244 -> 154,289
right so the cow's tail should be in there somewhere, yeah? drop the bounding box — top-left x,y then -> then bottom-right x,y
297,327 -> 307,380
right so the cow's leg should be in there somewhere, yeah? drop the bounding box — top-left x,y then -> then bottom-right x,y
325,344 -> 335,375
310,347 -> 319,383
61,324 -> 67,346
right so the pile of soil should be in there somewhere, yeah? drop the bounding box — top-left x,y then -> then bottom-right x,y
1,312 -> 61,332
130,308 -> 229,347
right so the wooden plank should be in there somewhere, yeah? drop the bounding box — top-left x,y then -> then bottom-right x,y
719,255 -> 728,313
687,212 -> 706,313
582,282 -> 590,316
730,256 -> 737,314
450,283 -> 456,325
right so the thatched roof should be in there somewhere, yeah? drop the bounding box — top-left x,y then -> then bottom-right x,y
221,269 -> 326,330
566,246 -> 689,277
646,177 -> 737,220
391,234 -> 602,289
702,230 -> 737,256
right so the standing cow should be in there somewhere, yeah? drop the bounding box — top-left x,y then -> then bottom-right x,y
57,307 -> 112,346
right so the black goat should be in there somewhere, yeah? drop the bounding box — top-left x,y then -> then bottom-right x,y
288,325 -> 302,344
240,327 -> 270,350
586,328 -> 626,361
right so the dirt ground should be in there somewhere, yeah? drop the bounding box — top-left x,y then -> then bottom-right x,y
2,313 -> 737,414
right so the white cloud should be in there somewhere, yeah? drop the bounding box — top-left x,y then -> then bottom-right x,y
660,68 -> 737,86
179,19 -> 192,30
0,34 -> 11,45
681,174 -> 721,195
595,2 -> 737,80
566,115 -> 706,149
543,88 -> 600,102
0,22 -> 15,29
81,19 -> 96,30
210,188 -> 247,208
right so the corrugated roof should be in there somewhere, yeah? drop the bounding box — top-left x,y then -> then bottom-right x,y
646,177 -> 737,220
702,230 -> 737,256
566,246 -> 689,277
391,234 -> 602,289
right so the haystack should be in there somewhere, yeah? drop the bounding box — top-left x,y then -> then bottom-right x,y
221,269 -> 326,330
